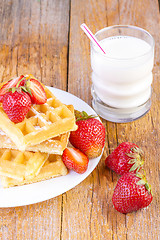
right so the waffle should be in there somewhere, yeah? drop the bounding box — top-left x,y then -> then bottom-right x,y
0,105 -> 74,155
0,86 -> 77,151
0,151 -> 68,188
0,130 -> 69,155
0,149 -> 48,181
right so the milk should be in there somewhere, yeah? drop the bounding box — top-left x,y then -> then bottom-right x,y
91,36 -> 154,109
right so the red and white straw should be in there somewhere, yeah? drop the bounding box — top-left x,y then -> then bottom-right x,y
80,23 -> 106,54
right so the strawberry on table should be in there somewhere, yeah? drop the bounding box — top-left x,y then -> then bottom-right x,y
2,89 -> 31,123
105,142 -> 144,175
62,147 -> 89,174
69,111 -> 105,159
112,172 -> 153,214
0,75 -> 25,102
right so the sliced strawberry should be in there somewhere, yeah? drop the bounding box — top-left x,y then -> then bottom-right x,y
0,95 -> 3,102
62,147 -> 89,174
26,79 -> 47,105
0,75 -> 25,102
17,76 -> 26,87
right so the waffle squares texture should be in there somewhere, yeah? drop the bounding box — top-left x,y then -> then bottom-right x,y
0,130 -> 70,155
0,105 -> 74,155
0,87 -> 77,151
0,149 -> 68,188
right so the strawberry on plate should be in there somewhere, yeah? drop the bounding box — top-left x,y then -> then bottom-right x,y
112,171 -> 153,214
62,147 -> 89,174
2,89 -> 31,123
0,75 -> 25,102
105,142 -> 144,175
0,75 -> 47,105
25,78 -> 47,105
69,111 -> 105,159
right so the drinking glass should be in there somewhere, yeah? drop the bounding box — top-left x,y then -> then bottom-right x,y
91,25 -> 155,123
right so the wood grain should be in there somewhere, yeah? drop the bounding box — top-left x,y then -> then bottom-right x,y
116,1 -> 160,239
0,0 -> 70,90
0,0 -> 159,239
0,0 -> 70,239
64,0 -> 160,239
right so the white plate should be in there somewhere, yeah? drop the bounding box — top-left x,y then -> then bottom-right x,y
0,87 -> 103,208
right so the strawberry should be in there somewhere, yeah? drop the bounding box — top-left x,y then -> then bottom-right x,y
69,111 -> 105,159
112,172 -> 153,214
62,147 -> 89,174
0,75 -> 47,105
2,89 -> 31,123
25,78 -> 47,105
105,142 -> 144,175
0,75 -> 25,102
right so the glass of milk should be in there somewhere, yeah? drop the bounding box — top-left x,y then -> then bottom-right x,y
91,25 -> 155,123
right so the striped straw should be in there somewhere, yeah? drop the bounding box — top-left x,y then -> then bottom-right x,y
80,23 -> 106,54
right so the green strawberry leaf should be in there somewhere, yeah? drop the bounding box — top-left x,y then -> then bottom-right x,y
137,179 -> 146,185
136,172 -> 143,179
126,146 -> 144,173
128,158 -> 137,164
129,162 -> 139,172
75,110 -> 98,121
16,77 -> 25,88
26,87 -> 32,96
20,86 -> 28,92
11,87 -> 16,93
136,171 -> 152,195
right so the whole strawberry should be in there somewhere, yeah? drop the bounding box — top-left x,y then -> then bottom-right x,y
105,142 -> 144,175
112,172 -> 153,214
69,111 -> 105,159
2,89 -> 31,123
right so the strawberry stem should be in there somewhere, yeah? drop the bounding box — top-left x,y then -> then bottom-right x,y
7,77 -> 32,96
136,171 -> 152,195
16,77 -> 25,88
75,110 -> 97,121
126,146 -> 144,173
25,80 -> 32,95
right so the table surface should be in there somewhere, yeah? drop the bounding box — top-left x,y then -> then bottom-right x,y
0,0 -> 160,239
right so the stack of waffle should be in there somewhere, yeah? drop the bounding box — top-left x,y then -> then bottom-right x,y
0,86 -> 77,188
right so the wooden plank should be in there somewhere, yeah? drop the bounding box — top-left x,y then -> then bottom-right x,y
116,0 -> 160,239
63,0 -> 116,239
0,0 -> 70,90
0,198 -> 63,240
63,0 -> 160,240
67,0 -> 107,104
0,0 -> 19,80
0,0 -> 70,239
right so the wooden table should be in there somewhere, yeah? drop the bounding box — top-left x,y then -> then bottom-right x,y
0,0 -> 159,239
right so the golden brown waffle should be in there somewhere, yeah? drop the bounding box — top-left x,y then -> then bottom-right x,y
0,149 -> 48,181
0,87 -> 77,151
0,130 -> 70,155
0,105 -> 74,155
0,151 -> 68,188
